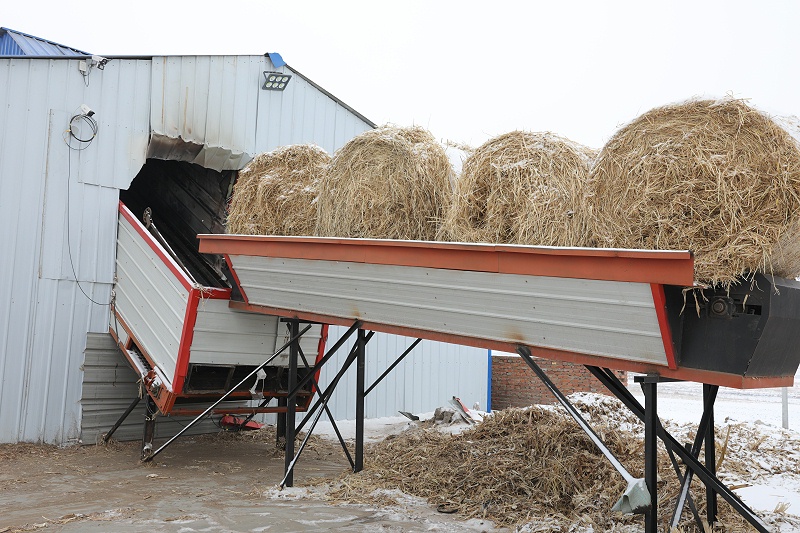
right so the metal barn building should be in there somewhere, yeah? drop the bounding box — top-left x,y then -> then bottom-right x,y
0,30 -> 489,445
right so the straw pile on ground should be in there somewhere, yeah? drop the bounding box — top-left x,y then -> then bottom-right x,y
327,401 -> 761,531
588,98 -> 800,287
439,131 -> 596,246
315,126 -> 453,240
226,144 -> 330,236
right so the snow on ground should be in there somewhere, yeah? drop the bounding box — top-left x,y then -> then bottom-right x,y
311,380 -> 800,531
627,377 -> 800,428
625,377 -> 800,525
313,408 -> 483,443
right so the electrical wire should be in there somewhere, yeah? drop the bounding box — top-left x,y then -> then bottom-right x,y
64,110 -> 111,306
65,113 -> 98,149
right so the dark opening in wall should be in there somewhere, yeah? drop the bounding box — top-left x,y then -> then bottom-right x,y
120,159 -> 237,288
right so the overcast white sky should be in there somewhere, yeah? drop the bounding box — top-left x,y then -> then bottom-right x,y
6,1 -> 800,149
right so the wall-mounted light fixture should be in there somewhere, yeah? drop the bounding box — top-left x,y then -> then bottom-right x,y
262,71 -> 292,91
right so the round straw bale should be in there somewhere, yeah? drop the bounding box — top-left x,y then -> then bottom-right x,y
589,98 -> 800,287
315,125 -> 454,240
440,131 -> 596,246
226,144 -> 330,236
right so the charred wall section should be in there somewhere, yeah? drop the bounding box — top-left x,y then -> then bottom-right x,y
120,159 -> 236,288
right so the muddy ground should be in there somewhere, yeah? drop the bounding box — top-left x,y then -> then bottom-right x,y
0,431 -> 502,533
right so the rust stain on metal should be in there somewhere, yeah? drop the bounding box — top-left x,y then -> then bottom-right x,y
504,325 -> 526,343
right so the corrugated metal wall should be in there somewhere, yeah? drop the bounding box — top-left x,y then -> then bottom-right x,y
0,58 -> 151,444
148,56 -> 261,170
317,327 -> 489,421
255,64 -> 371,154
148,55 -> 372,169
2,53 -> 447,445
81,333 -> 222,444
0,54 -> 375,444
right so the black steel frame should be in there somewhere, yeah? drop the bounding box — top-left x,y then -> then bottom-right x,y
106,314 -> 771,531
586,366 -> 769,532
101,395 -> 141,444
114,320 -> 368,467
293,329 -> 354,469
104,323 -> 314,462
514,347 -> 769,531
279,327 -> 424,487
278,326 -> 369,486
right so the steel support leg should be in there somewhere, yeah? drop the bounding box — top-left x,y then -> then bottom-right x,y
284,319 -> 300,487
666,440 -> 704,531
296,331 -> 375,435
103,396 -> 141,444
670,385 -> 717,530
280,332 -> 365,487
586,366 -> 769,533
517,347 -> 649,513
704,383 -> 718,526
285,320 -> 362,400
276,398 -> 287,448
297,345 -> 355,470
141,395 -> 157,460
354,328 -> 366,473
642,377 -> 658,533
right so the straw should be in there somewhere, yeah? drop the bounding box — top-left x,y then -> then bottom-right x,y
588,98 -> 800,287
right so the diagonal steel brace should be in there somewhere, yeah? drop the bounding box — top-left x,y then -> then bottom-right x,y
585,366 -> 770,533
517,346 -> 650,514
280,332 -> 367,487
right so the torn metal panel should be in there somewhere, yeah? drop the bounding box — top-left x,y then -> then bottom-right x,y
146,132 -> 252,172
149,56 -> 261,171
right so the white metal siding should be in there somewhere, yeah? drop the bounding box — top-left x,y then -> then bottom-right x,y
149,56 -> 261,170
190,299 -> 281,365
190,300 -> 323,367
229,256 -> 667,366
81,333 -> 221,444
254,65 -> 372,155
1,55 -> 374,444
316,327 -> 489,421
114,213 -> 188,380
149,56 -> 373,171
0,58 -> 151,444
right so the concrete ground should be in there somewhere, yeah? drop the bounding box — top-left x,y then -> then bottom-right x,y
0,430 -> 502,533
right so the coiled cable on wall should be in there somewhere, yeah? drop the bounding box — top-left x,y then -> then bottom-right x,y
66,112 -> 98,149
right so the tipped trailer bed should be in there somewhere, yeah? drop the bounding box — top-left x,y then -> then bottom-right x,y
109,203 -> 327,417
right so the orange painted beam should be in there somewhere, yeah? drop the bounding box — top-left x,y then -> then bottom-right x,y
198,235 -> 695,286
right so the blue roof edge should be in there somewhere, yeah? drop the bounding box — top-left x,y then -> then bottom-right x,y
0,27 -> 90,56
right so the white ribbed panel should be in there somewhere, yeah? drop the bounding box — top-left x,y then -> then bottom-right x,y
114,212 -> 188,380
0,58 -> 150,444
229,256 -> 667,366
190,299 -> 324,367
